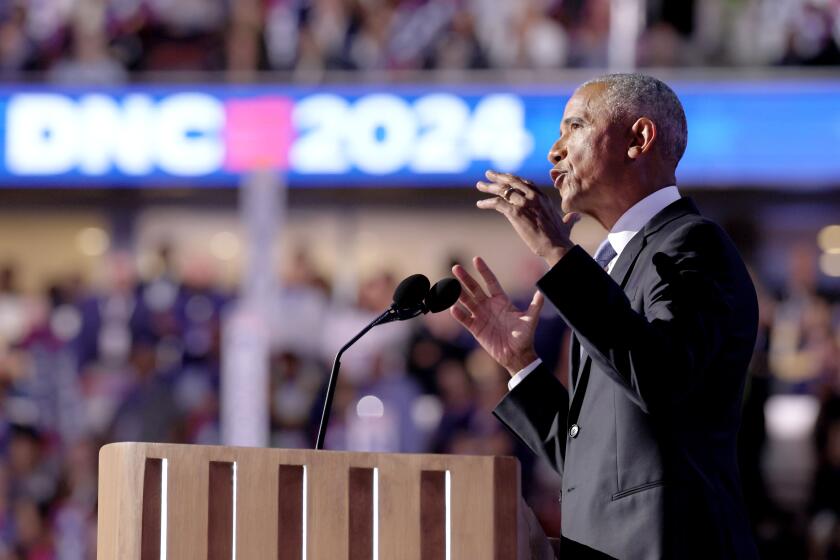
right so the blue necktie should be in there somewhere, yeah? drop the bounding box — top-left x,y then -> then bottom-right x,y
594,240 -> 618,271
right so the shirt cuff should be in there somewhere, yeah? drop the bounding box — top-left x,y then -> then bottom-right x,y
507,358 -> 543,391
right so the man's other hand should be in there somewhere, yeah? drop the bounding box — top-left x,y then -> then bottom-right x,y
451,257 -> 543,375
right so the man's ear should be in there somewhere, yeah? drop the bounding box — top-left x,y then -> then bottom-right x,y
628,117 -> 656,160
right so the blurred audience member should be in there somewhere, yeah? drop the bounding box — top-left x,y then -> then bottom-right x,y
270,350 -> 323,448
49,2 -> 126,84
770,244 -> 837,394
106,339 -> 181,443
0,265 -> 26,359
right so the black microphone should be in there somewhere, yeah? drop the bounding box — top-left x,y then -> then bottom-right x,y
315,273 -> 430,449
377,274 -> 431,325
394,273 -> 431,307
424,277 -> 461,313
387,275 -> 462,318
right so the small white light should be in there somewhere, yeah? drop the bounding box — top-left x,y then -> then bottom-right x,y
765,395 -> 819,440
144,280 -> 178,312
76,227 -> 110,257
356,395 -> 385,418
819,252 -> 840,277
49,305 -> 82,341
411,395 -> 443,430
136,252 -> 165,279
817,225 -> 840,254
210,232 -> 240,261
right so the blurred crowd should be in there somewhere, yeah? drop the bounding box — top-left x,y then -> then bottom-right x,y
0,235 -> 836,558
1,0 -> 840,82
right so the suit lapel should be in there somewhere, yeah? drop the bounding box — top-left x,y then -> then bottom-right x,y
568,223 -> 646,406
611,197 -> 701,288
566,197 -> 701,412
569,333 -> 581,389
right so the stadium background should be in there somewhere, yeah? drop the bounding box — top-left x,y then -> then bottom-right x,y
1,0 -> 840,558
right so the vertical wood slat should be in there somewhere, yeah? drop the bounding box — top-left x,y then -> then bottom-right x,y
140,458 -> 162,560
96,447 -> 121,559
348,467 -> 374,560
450,460 -> 495,558
307,455 -> 349,560
378,459 -> 421,560
236,456 -> 281,560
420,471 -> 446,560
208,461 -> 234,560
277,465 -> 304,560
98,443 -> 150,560
167,452 -> 209,560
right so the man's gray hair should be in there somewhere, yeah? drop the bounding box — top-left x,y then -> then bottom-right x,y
580,73 -> 688,168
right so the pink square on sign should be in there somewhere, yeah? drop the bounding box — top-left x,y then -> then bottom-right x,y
223,97 -> 294,172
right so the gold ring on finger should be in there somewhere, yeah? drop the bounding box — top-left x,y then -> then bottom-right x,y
502,185 -> 517,201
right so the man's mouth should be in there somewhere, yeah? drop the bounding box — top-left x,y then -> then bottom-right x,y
550,168 -> 567,188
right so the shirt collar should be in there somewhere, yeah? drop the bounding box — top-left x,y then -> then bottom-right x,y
605,186 -> 682,259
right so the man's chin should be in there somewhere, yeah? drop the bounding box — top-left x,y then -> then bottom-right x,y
560,196 -> 576,215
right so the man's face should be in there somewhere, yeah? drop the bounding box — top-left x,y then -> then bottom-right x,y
547,83 -> 626,215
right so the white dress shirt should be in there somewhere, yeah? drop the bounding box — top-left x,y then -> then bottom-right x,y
507,186 -> 682,391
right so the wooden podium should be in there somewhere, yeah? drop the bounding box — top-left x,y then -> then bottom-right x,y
97,442 -> 525,559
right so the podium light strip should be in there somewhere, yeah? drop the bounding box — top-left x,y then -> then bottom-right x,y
373,468 -> 379,560
232,462 -> 238,560
302,466 -> 307,560
161,459 -> 168,560
445,470 -> 451,560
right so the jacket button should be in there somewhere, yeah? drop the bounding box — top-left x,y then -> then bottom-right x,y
569,424 -> 580,438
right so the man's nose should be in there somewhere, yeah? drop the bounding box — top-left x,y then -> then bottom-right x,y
547,139 -> 566,165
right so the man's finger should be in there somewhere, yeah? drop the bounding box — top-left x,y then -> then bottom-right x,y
452,264 -> 487,301
562,212 -> 581,225
486,170 -> 537,200
476,180 -> 525,205
475,180 -> 502,195
457,291 -> 481,315
474,256 -> 507,298
476,197 -> 514,215
525,290 -> 544,320
450,304 -> 474,330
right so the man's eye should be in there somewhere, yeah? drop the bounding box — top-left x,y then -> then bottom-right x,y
571,123 -> 582,130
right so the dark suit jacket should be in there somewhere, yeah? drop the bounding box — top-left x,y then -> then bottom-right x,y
494,198 -> 760,560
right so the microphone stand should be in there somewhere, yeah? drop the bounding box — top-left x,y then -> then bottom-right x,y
314,304 -> 424,450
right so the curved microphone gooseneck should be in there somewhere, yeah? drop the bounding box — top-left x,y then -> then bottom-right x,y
315,274 -> 430,450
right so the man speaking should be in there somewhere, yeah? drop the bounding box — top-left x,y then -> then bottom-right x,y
450,74 -> 759,559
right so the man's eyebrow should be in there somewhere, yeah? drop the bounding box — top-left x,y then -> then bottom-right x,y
562,116 -> 586,128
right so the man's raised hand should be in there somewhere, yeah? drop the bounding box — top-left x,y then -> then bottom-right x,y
450,257 -> 543,376
476,170 -> 578,267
